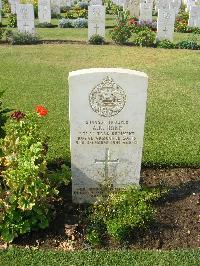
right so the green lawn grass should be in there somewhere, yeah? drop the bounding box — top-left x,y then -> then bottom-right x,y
0,248 -> 200,266
0,44 -> 200,166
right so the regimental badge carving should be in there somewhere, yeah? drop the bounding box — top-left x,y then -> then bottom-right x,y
89,76 -> 126,117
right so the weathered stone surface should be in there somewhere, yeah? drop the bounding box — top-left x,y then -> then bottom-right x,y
69,68 -> 148,203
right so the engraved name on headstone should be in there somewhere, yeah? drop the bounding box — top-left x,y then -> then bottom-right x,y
157,8 -> 175,41
16,4 -> 35,34
69,68 -> 148,203
88,5 -> 105,39
38,0 -> 51,23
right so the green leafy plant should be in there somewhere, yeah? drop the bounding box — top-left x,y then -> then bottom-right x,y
86,185 -> 168,244
156,39 -> 175,49
110,10 -> 132,45
89,34 -> 105,45
0,91 -> 8,139
0,106 -> 70,242
176,40 -> 200,50
133,28 -> 156,47
0,27 -> 5,40
36,22 -> 56,28
7,13 -> 17,28
6,31 -> 40,45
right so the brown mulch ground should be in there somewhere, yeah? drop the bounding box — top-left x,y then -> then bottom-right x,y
2,168 -> 200,251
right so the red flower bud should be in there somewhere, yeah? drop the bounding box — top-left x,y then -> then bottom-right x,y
35,105 -> 48,117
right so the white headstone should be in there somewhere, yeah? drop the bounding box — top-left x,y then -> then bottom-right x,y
38,0 -> 51,23
188,5 -> 200,27
139,1 -> 153,22
69,68 -> 148,203
90,0 -> 102,5
157,8 -> 175,41
128,0 -> 140,17
60,0 -> 71,8
0,0 -> 2,23
16,4 -> 35,34
88,5 -> 105,39
10,0 -> 19,14
51,0 -> 60,15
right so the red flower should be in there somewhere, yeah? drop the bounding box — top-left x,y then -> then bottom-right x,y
35,105 -> 48,117
11,111 -> 25,121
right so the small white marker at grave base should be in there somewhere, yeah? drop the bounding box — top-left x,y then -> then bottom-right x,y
68,68 -> 148,203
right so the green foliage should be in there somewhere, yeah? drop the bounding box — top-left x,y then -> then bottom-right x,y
0,109 -> 70,242
133,28 -> 156,47
0,27 -> 5,40
36,22 -> 56,28
156,39 -> 175,49
6,31 -> 40,45
89,34 -> 105,45
7,13 -> 17,28
2,0 -> 11,15
110,11 -> 132,44
0,91 -> 8,139
176,40 -> 200,50
65,7 -> 87,19
87,186 -> 167,244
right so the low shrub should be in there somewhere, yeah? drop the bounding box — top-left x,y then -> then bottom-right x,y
156,39 -> 175,49
73,18 -> 88,28
7,13 -> 17,28
59,18 -> 88,28
59,18 -> 74,28
176,40 -> 200,50
110,11 -> 132,44
89,34 -> 105,45
65,7 -> 87,19
36,22 -> 56,28
0,27 -> 5,40
0,106 -> 71,242
86,186 -> 168,244
133,28 -> 156,47
77,1 -> 89,10
6,31 -> 40,45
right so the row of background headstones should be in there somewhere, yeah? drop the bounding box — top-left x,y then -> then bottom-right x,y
0,0 -> 200,41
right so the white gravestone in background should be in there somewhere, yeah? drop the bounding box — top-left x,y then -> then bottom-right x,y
129,0 -> 140,17
16,4 -> 35,34
88,5 -> 105,39
38,0 -> 51,23
51,0 -> 60,15
188,6 -> 200,27
69,68 -> 148,203
0,0 -> 2,23
139,2 -> 153,22
90,0 -> 102,5
157,8 -> 175,41
10,0 -> 19,14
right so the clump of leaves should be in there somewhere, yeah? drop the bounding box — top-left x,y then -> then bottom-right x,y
110,10 -> 132,44
6,31 -> 40,45
156,39 -> 175,49
132,28 -> 156,47
86,185 -> 168,244
89,34 -> 105,45
0,107 -> 70,242
7,13 -> 17,28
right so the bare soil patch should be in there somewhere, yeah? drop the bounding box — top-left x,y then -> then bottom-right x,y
2,168 -> 200,251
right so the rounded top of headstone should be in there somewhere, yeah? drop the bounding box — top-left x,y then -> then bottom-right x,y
68,68 -> 148,79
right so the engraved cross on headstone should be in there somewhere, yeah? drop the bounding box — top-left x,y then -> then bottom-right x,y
94,24 -> 99,34
95,148 -> 119,181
